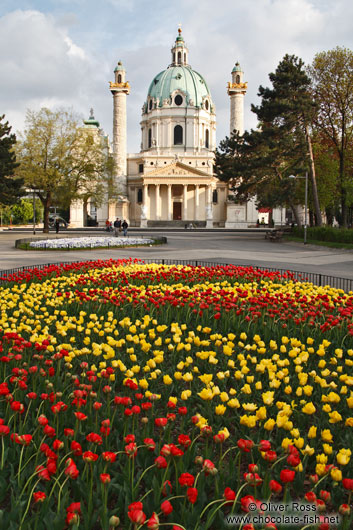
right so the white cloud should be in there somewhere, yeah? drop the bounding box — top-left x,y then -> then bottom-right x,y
1,0 -> 353,152
0,9 -> 92,133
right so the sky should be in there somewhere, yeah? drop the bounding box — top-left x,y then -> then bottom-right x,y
1,0 -> 353,153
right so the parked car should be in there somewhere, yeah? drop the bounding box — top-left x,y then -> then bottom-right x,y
48,216 -> 68,229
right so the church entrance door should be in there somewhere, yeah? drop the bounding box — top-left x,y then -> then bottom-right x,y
173,202 -> 182,220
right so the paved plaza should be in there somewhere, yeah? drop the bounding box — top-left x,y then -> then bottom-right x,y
0,229 -> 353,280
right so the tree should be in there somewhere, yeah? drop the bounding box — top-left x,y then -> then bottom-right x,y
215,55 -> 322,226
308,47 -> 353,227
0,114 -> 22,204
215,129 -> 305,226
16,108 -> 109,232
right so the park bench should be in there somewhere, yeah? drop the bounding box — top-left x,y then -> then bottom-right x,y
265,230 -> 284,242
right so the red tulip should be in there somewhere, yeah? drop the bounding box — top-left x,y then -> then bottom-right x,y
102,451 -> 116,463
53,439 -> 64,451
125,442 -> 137,458
43,425 -> 56,438
71,441 -> 82,456
269,480 -> 282,494
82,451 -> 98,463
237,439 -> 254,452
320,490 -> 331,502
33,491 -> 46,503
86,432 -> 103,445
224,487 -> 236,501
155,417 -> 168,428
259,440 -> 271,451
100,473 -> 111,484
339,504 -> 351,516
280,469 -> 295,483
342,478 -> 353,491
65,459 -> 79,479
147,512 -> 159,529
74,412 -> 87,421
155,456 -> 168,469
187,487 -> 198,504
0,425 -> 10,436
263,450 -> 277,463
144,438 -> 156,451
162,480 -> 172,497
178,434 -> 191,448
179,473 -> 195,487
38,415 -> 48,426
161,500 -> 173,515
64,429 -> 74,438
128,508 -> 146,524
305,491 -> 317,503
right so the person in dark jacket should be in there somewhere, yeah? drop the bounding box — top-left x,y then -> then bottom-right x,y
122,220 -> 128,236
55,219 -> 60,234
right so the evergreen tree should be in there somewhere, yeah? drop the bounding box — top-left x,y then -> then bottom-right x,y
0,114 -> 22,204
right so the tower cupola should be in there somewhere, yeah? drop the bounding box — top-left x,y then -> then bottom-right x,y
231,62 -> 244,84
171,26 -> 189,66
114,61 -> 126,84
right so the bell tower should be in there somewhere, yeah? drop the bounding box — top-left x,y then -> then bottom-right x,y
227,62 -> 247,135
110,61 -> 130,196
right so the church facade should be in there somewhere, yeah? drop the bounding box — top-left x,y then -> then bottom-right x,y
70,29 -> 281,228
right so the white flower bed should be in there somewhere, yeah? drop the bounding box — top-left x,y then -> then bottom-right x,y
29,237 -> 154,249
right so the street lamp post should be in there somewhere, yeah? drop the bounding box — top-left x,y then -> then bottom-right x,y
289,173 -> 308,245
33,190 -> 36,235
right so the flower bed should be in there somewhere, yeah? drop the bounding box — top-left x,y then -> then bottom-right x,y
0,259 -> 353,529
24,236 -> 155,250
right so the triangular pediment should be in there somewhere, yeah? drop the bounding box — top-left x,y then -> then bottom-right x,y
144,161 -> 211,177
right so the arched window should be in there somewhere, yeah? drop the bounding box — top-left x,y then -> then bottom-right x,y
149,99 -> 153,111
205,129 -> 209,149
148,128 -> 152,148
137,188 -> 143,203
173,52 -> 176,63
212,190 -> 218,204
236,74 -> 240,84
184,53 -> 186,63
118,74 -> 122,83
177,52 -> 181,65
205,100 -> 209,111
174,125 -> 183,145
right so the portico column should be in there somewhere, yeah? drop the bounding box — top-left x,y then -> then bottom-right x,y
206,185 -> 213,228
156,184 -> 161,220
183,185 -> 188,220
167,184 -> 172,221
194,185 -> 200,220
140,184 -> 148,227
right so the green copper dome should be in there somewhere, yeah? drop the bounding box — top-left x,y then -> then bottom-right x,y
146,65 -> 211,108
114,61 -> 125,72
232,62 -> 242,73
83,109 -> 100,128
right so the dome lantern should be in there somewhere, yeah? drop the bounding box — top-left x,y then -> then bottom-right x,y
171,25 -> 189,66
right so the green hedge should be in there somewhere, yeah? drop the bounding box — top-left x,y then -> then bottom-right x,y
293,226 -> 353,243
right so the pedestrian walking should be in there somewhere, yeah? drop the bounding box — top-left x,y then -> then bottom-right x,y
122,219 -> 128,236
113,218 -> 121,236
55,219 -> 60,234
